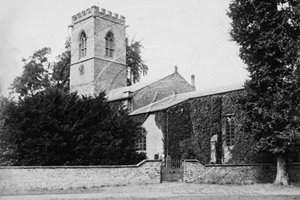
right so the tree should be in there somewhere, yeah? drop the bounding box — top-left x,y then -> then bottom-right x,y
5,35 -> 148,165
0,95 -> 16,165
10,37 -> 148,97
50,37 -> 71,92
10,39 -> 71,97
126,37 -> 148,85
10,47 -> 52,97
3,88 -> 145,165
228,0 -> 300,185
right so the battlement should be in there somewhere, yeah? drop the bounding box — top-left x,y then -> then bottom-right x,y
72,6 -> 125,25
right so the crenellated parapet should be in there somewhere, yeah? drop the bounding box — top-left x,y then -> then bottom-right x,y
71,6 -> 125,25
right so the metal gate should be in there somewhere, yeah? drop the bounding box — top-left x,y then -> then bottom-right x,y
160,158 -> 183,182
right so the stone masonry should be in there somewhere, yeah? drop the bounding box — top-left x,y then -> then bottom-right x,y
0,160 -> 161,194
183,160 -> 300,184
70,6 -> 127,96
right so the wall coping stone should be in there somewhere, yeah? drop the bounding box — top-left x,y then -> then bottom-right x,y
0,159 -> 162,169
183,159 -> 300,167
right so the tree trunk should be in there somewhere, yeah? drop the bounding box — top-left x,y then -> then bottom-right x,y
274,154 -> 289,185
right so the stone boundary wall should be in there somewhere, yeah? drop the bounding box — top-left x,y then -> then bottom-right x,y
183,159 -> 300,184
0,160 -> 161,194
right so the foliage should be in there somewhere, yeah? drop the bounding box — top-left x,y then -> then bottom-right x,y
0,96 -> 16,165
211,96 -> 223,163
10,39 -> 71,97
130,113 -> 149,126
10,47 -> 52,97
5,34 -> 149,165
126,37 -> 148,85
189,95 -> 225,164
189,97 -> 213,163
50,38 -> 71,92
153,89 -> 280,164
228,0 -> 300,160
154,101 -> 192,160
11,37 -> 148,97
3,89 -> 145,165
222,91 -> 275,163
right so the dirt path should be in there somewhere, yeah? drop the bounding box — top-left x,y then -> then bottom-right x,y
1,193 -> 300,200
1,182 -> 300,197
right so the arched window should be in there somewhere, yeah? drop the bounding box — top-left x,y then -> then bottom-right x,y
79,32 -> 87,58
225,115 -> 235,146
105,32 -> 114,57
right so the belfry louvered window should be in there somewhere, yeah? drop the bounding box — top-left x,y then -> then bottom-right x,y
79,32 -> 87,58
105,31 -> 114,57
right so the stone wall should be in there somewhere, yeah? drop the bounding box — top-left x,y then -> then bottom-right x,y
2,158 -> 299,194
0,160 -> 161,194
183,160 -> 300,184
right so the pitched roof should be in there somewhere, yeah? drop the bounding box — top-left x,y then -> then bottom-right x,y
107,70 -> 192,102
106,78 -> 160,102
130,82 -> 244,116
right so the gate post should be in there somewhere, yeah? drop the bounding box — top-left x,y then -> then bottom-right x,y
166,155 -> 171,168
182,159 -> 185,183
160,162 -> 163,183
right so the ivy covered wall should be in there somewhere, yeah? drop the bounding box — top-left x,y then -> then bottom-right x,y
189,96 -> 218,163
152,89 -> 277,164
222,92 -> 275,164
154,101 -> 193,160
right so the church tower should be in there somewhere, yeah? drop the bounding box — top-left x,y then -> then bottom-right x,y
69,6 -> 127,96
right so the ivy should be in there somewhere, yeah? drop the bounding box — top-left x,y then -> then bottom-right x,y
153,90 -> 278,164
131,113 -> 149,126
155,101 -> 192,160
190,96 -> 213,163
152,89 -> 299,163
211,96 -> 223,163
227,91 -> 276,164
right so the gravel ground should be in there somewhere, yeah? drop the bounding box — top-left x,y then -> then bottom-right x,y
100,182 -> 300,196
2,181 -> 300,196
1,194 -> 300,200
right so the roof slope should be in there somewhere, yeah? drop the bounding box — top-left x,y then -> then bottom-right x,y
107,69 -> 193,102
106,78 -> 160,102
130,82 -> 244,116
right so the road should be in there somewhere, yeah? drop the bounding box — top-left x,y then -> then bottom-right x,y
1,192 -> 300,200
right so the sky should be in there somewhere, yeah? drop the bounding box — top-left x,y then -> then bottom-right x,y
0,0 -> 248,97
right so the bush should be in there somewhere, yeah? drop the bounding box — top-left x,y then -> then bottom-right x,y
3,89 -> 146,165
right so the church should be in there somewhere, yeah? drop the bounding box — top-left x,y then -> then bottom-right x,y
69,6 -> 244,162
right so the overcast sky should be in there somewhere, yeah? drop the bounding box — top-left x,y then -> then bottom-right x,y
0,0 -> 248,97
